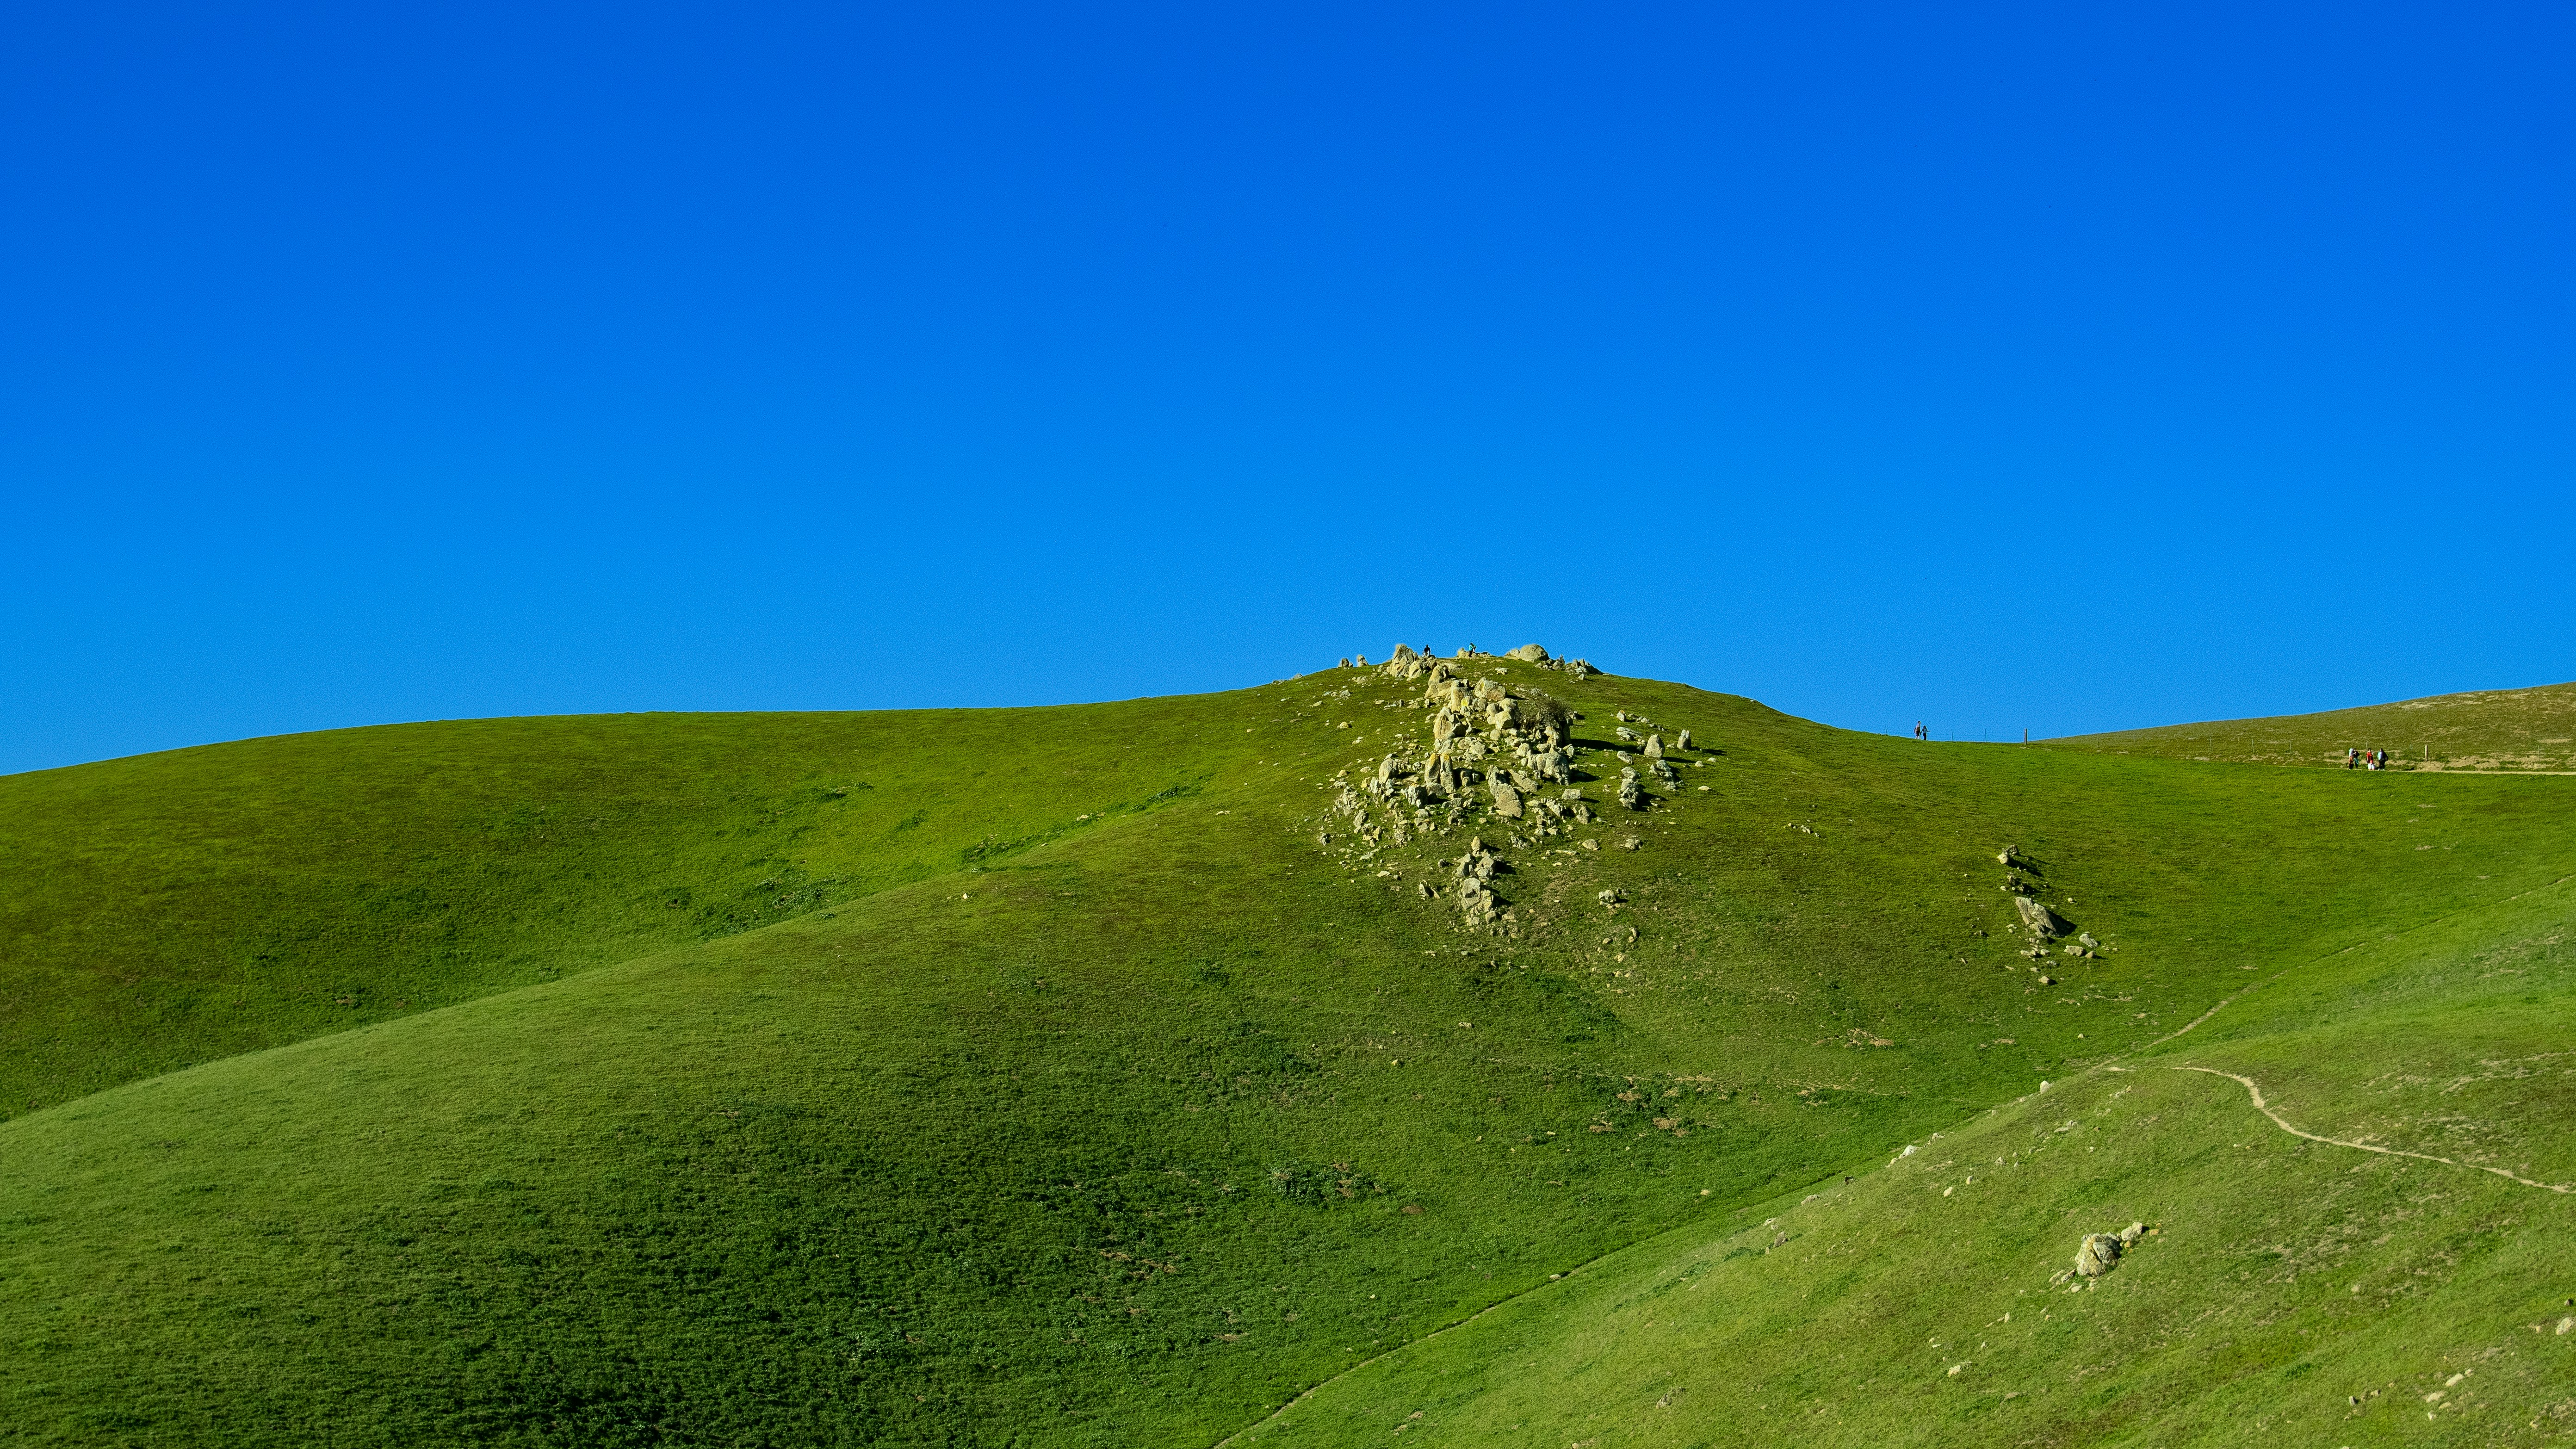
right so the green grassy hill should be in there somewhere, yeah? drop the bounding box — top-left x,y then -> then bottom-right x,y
2040,680 -> 2576,771
4,655 -> 2570,1446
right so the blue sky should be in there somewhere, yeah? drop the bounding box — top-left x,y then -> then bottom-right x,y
5,1 -> 2570,774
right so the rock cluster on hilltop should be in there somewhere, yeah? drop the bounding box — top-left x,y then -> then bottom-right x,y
1306,644 -> 1712,935
1380,641 -> 1598,681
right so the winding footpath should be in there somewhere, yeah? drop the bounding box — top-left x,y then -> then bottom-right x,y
2164,1064 -> 2571,1194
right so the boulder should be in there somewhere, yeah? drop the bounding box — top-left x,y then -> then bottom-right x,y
1490,778 -> 1525,817
1506,644 -> 1550,663
2013,897 -> 2064,939
1997,845 -> 2020,867
2075,1232 -> 2123,1278
1676,729 -> 1692,751
1617,768 -> 1644,811
1643,734 -> 1664,759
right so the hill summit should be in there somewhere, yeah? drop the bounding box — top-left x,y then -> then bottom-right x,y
4,650 -> 2571,1446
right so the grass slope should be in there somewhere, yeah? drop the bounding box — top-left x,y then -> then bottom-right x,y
1238,879 -> 2576,1447
0,703 -> 1248,1116
3,658 -> 2572,1445
2041,681 -> 2576,771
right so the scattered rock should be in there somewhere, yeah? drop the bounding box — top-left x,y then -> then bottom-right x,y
1489,778 -> 1524,818
2074,1233 -> 2122,1277
2013,897 -> 2065,940
1675,729 -> 1692,751
1997,845 -> 2020,866
2075,1223 -> 2147,1278
1505,644 -> 1550,662
1617,769 -> 1643,810
2077,932 -> 2102,951
1643,733 -> 1665,759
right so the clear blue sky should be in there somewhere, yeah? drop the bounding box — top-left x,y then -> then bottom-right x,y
6,2 -> 2571,774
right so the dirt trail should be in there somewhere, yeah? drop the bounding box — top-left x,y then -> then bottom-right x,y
2166,1065 -> 2572,1194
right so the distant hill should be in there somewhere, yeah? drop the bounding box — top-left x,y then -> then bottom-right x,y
4,651 -> 2571,1446
2037,681 -> 2576,771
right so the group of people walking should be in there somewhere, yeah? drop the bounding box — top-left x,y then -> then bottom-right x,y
2346,747 -> 2390,770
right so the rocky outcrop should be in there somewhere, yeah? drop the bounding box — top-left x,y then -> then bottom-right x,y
1505,644 -> 1550,663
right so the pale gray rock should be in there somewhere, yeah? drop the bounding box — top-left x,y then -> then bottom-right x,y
1506,644 -> 1550,662
2013,897 -> 2065,939
2075,1233 -> 2123,1278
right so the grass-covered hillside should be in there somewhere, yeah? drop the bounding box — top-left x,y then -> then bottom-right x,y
4,651 -> 2571,1447
2041,680 -> 2576,772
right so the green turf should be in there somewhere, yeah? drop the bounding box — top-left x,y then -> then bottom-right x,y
2040,679 -> 2576,771
2,661 -> 2570,1445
